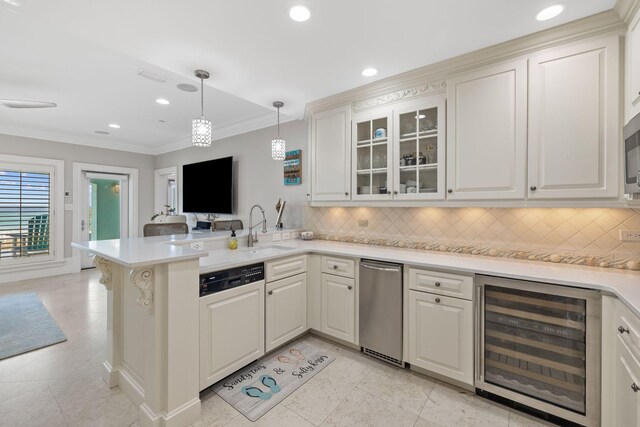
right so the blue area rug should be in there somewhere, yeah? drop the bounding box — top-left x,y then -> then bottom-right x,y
0,293 -> 66,360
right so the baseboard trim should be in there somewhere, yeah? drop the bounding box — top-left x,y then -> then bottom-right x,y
138,398 -> 201,427
0,256 -> 80,284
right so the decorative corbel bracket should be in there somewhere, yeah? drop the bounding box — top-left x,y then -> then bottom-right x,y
93,256 -> 113,290
130,268 -> 154,311
352,80 -> 447,112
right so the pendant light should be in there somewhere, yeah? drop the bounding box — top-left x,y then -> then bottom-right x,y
192,69 -> 212,147
271,101 -> 285,160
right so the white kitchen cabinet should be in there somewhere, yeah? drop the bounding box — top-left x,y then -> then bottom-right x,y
199,281 -> 264,390
626,9 -> 640,123
266,255 -> 307,282
311,105 -> 352,201
321,273 -> 356,343
446,59 -> 527,200
352,109 -> 394,200
528,37 -> 620,199
408,290 -> 473,385
265,273 -> 307,353
614,336 -> 640,426
393,95 -> 446,200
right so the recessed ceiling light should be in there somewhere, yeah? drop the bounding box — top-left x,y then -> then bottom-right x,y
155,98 -> 170,105
362,68 -> 378,77
177,83 -> 198,92
108,123 -> 120,129
94,130 -> 110,135
3,0 -> 21,6
536,4 -> 565,21
289,5 -> 311,22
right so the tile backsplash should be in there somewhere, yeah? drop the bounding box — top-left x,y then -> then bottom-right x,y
304,206 -> 640,270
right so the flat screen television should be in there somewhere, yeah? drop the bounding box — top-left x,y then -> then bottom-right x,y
182,156 -> 233,214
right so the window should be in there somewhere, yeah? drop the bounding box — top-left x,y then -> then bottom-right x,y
0,155 -> 63,267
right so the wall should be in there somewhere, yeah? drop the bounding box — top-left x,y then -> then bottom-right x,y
92,179 -> 120,240
305,206 -> 640,270
0,134 -> 155,258
155,120 -> 308,230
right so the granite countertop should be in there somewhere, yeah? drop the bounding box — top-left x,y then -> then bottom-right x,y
73,234 -> 640,317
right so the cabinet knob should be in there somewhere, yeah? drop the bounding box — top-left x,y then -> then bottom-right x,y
618,325 -> 630,334
306,193 -> 310,197
632,383 -> 640,393
387,191 -> 391,195
393,191 -> 398,195
435,282 -> 441,287
530,186 -> 537,191
447,189 -> 452,194
345,192 -> 349,196
435,298 -> 441,303
333,265 -> 338,270
348,285 -> 353,290
268,290 -> 273,295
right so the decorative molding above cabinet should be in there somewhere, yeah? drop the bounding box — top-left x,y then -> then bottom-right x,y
308,22 -> 631,207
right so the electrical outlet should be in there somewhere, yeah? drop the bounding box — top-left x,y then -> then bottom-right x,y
190,242 -> 204,250
619,230 -> 640,242
282,232 -> 291,240
358,219 -> 368,227
272,233 -> 281,241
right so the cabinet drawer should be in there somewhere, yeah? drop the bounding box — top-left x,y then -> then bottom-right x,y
266,255 -> 307,282
615,300 -> 640,360
321,256 -> 355,278
408,267 -> 473,300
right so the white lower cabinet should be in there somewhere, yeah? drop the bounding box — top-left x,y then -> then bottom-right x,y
265,273 -> 307,353
408,290 -> 473,385
321,273 -> 356,343
613,336 -> 640,426
199,281 -> 265,390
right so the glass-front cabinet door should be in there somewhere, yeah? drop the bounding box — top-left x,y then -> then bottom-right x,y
352,110 -> 393,200
394,94 -> 446,200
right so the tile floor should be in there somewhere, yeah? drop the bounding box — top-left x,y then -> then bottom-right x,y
0,270 -> 555,427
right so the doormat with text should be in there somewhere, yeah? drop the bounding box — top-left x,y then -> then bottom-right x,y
212,341 -> 334,421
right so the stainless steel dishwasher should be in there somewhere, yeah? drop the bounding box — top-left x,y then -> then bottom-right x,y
359,259 -> 403,366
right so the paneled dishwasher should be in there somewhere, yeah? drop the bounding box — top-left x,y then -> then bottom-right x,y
475,275 -> 601,427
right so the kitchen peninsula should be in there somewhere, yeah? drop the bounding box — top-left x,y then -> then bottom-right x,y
73,231 -> 640,427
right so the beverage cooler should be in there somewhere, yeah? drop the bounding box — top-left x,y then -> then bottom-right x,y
475,275 -> 601,426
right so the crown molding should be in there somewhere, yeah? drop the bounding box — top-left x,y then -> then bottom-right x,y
305,10 -> 626,118
352,80 -> 447,112
0,125 -> 158,155
615,0 -> 640,23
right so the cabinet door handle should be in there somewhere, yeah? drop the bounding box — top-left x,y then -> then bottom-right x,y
348,285 -> 353,290
435,298 -> 441,303
447,189 -> 453,194
268,290 -> 273,295
530,186 -> 537,191
632,383 -> 640,393
435,282 -> 441,287
618,325 -> 630,334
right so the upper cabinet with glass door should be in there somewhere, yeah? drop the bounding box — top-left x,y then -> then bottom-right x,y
352,110 -> 393,200
394,94 -> 446,200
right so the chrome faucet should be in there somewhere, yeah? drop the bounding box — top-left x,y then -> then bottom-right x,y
248,204 -> 267,247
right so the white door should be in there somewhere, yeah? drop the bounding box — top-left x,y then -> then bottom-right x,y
614,337 -> 640,426
408,290 -> 473,386
199,281 -> 265,390
311,105 -> 352,201
321,273 -> 355,343
80,172 -> 129,268
446,59 -> 527,200
265,273 -> 307,352
528,37 -> 620,199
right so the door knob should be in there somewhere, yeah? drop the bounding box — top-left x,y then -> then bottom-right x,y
348,285 -> 353,290
268,290 -> 273,295
618,325 -> 630,334
530,186 -> 537,191
435,298 -> 441,303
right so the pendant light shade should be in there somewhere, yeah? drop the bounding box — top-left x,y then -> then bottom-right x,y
271,101 -> 285,160
192,70 -> 212,147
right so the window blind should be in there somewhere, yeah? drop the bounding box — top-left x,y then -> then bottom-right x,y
0,170 -> 51,260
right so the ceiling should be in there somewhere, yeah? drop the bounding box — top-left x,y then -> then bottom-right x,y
0,0 -> 617,155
